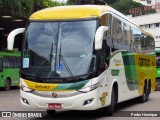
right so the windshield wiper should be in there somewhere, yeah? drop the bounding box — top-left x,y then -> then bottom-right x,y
59,40 -> 76,81
35,43 -> 54,82
59,54 -> 74,77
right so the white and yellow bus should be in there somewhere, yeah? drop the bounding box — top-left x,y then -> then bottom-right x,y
8,5 -> 156,116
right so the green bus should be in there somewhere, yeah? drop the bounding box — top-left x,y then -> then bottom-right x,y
156,48 -> 160,90
0,51 -> 21,90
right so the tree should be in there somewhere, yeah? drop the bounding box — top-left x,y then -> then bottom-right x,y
0,0 -> 34,17
0,0 -> 65,17
67,0 -> 156,16
111,0 -> 156,15
34,0 -> 65,11
67,0 -> 118,5
107,0 -> 117,4
67,0 -> 91,5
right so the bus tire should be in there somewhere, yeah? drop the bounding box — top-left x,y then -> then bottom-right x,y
4,79 -> 11,91
46,109 -> 56,116
155,79 -> 160,91
139,82 -> 147,103
146,81 -> 151,102
148,81 -> 151,94
103,88 -> 116,116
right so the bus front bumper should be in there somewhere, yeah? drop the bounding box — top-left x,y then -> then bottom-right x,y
20,89 -> 100,111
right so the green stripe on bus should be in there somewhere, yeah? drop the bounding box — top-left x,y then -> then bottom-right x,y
54,80 -> 89,90
122,52 -> 138,91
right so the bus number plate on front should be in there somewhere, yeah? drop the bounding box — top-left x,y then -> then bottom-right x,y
48,103 -> 62,109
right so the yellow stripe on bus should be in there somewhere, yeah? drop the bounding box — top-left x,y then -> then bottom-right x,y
24,80 -> 59,91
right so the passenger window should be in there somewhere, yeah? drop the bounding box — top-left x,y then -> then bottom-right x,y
0,58 -> 3,71
16,57 -> 21,68
3,56 -> 9,68
9,56 -> 17,68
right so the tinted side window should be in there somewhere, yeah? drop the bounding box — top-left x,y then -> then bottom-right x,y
112,17 -> 123,49
131,27 -> 142,53
99,46 -> 105,67
140,33 -> 146,52
9,56 -> 17,68
0,58 -> 3,71
16,57 -> 21,68
122,22 -> 131,50
3,56 -> 9,68
145,35 -> 155,53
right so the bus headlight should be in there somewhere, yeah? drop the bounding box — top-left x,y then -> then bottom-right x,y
78,80 -> 103,93
21,85 -> 34,92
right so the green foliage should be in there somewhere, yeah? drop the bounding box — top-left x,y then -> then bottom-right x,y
66,0 -> 156,16
67,0 -> 117,5
149,9 -> 156,13
0,0 -> 156,17
67,0 -> 90,5
106,0 -> 117,4
34,0 -> 65,10
67,0 -> 74,5
43,0 -> 66,7
111,0 -> 156,15
0,0 -> 65,17
0,0 -> 2,7
111,0 -> 142,15
0,0 -> 34,17
21,0 -> 34,17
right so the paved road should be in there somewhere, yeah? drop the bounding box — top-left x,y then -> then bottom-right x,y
0,87 -> 160,120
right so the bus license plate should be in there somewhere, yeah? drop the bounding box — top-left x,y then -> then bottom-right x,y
48,103 -> 62,109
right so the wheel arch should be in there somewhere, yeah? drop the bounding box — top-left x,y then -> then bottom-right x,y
6,77 -> 11,82
108,79 -> 118,105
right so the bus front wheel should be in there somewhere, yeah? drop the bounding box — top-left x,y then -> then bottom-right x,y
4,79 -> 11,91
102,88 -> 117,116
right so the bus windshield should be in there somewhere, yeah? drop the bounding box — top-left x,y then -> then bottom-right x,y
21,20 -> 97,79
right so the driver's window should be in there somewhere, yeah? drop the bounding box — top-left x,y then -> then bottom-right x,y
98,41 -> 109,71
98,41 -> 111,74
99,43 -> 106,68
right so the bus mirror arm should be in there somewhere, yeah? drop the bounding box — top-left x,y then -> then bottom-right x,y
95,26 -> 108,50
7,28 -> 25,51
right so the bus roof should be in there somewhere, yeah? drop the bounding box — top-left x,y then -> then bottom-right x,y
29,5 -> 153,38
30,5 -> 112,20
29,5 -> 139,28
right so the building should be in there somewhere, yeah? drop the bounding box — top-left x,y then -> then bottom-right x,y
128,13 -> 160,47
133,0 -> 156,6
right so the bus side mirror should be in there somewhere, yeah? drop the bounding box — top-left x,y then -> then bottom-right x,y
95,26 -> 108,50
7,28 -> 25,51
